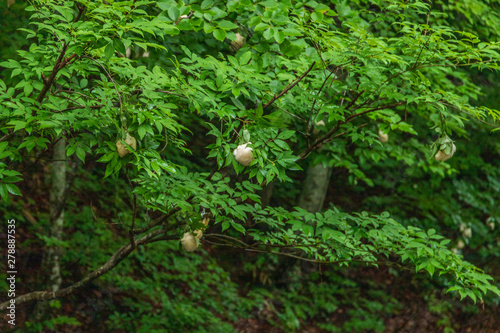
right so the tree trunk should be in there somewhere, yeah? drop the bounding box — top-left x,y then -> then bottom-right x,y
33,138 -> 66,318
298,163 -> 332,213
47,137 -> 66,292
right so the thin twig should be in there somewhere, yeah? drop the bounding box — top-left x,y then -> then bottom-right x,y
0,132 -> 14,143
344,101 -> 405,123
82,55 -> 122,108
439,101 -> 500,128
263,61 -> 316,109
299,102 -> 404,160
56,90 -> 101,101
306,70 -> 336,136
54,105 -> 103,113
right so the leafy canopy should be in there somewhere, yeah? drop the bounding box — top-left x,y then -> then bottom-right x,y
1,0 -> 499,305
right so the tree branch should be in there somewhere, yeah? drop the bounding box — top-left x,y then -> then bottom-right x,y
263,61 -> 316,109
298,102 -> 404,160
344,101 -> 405,123
36,43 -> 70,105
132,206 -> 181,234
0,132 -> 14,143
0,227 -> 174,310
82,56 -> 122,108
55,105 -> 104,113
305,70 -> 336,137
34,5 -> 85,108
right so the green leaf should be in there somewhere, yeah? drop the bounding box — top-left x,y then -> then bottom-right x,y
254,23 -> 268,32
97,152 -> 115,163
218,20 -> 238,30
263,27 -> 274,40
230,220 -> 246,234
274,29 -> 285,44
213,29 -> 227,41
168,6 -> 180,21
104,43 -> 114,60
8,120 -> 26,132
6,184 -> 21,196
76,147 -> 86,163
425,263 -> 435,276
465,289 -> 477,303
239,51 -> 252,65
277,130 -> 295,140
113,39 -> 126,55
0,59 -> 21,69
201,0 -> 215,10
0,142 -> 8,153
0,184 -> 8,201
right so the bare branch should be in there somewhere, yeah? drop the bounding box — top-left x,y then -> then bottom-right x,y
0,227 -> 174,310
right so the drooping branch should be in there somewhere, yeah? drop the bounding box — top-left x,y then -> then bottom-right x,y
0,227 -> 174,310
132,206 -> 181,234
203,234 -> 410,271
25,62 -> 398,310
135,65 -> 318,235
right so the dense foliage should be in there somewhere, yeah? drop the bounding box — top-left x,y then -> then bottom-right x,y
1,0 -> 499,331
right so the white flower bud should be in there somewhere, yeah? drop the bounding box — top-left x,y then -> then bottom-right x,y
457,239 -> 465,249
116,133 -> 137,157
463,227 -> 472,239
175,14 -> 189,25
313,120 -> 325,134
233,143 -> 253,166
181,232 -> 198,252
459,223 -> 466,233
486,217 -> 495,231
194,229 -> 203,239
231,33 -> 246,51
201,217 -> 210,226
378,130 -> 388,143
434,139 -> 456,162
125,133 -> 136,149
